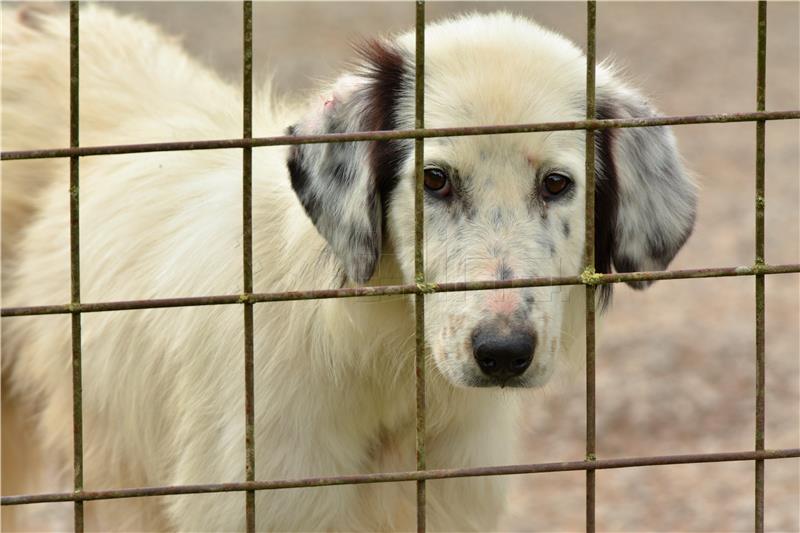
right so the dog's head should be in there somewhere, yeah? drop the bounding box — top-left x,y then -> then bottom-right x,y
288,12 -> 697,388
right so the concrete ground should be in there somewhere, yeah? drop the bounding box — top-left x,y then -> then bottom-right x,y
7,2 -> 800,531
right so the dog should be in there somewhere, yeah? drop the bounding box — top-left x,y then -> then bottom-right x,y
1,6 -> 697,531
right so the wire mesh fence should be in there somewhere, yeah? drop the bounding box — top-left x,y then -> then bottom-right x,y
1,2 -> 799,532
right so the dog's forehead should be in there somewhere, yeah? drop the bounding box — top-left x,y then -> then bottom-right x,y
396,13 -> 586,128
426,135 -> 529,172
422,64 -> 584,130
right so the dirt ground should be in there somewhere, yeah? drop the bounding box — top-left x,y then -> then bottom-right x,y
6,2 -> 800,531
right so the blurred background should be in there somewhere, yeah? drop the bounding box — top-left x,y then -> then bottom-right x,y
7,1 -> 800,531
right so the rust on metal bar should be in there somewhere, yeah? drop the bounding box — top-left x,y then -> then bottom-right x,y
69,2 -> 84,531
413,2 -> 427,532
3,264 -> 799,318
754,2 -> 767,532
583,3 -> 597,531
3,449 -> 798,506
242,2 -> 256,531
2,111 -> 798,161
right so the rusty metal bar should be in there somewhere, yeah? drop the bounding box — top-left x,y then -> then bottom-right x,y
2,111 -> 798,161
3,449 -> 797,506
3,264 -> 798,318
69,3 -> 84,531
414,2 -> 427,531
242,2 -> 256,531
584,3 -> 597,531
754,2 -> 767,531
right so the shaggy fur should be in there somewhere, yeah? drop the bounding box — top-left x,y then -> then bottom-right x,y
1,6 -> 696,531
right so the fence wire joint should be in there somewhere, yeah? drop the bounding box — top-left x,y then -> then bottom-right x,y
580,267 -> 603,286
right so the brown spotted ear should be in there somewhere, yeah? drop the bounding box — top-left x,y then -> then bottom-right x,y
287,41 -> 411,284
594,81 -> 698,303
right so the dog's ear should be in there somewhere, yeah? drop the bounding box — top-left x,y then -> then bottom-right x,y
593,79 -> 697,301
287,41 -> 410,284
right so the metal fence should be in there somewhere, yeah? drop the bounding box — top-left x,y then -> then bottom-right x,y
2,1 -> 799,532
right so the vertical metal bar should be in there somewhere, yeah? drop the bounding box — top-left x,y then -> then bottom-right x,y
242,2 -> 256,532
754,2 -> 767,532
414,2 -> 427,532
68,3 -> 84,532
68,2 -> 84,532
584,2 -> 597,532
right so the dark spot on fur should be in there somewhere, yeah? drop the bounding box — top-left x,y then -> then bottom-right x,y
594,101 -> 621,308
612,256 -> 648,290
489,208 -> 504,228
542,208 -> 551,225
446,202 -> 466,221
357,40 -> 410,216
524,293 -> 536,310
498,262 -> 513,281
287,146 -> 322,224
329,160 -> 349,185
561,220 -> 570,238
310,246 -> 347,288
512,303 -> 530,323
287,145 -> 306,191
465,204 -> 476,220
646,233 -> 672,263
18,6 -> 49,30
535,235 -> 555,258
447,170 -> 474,220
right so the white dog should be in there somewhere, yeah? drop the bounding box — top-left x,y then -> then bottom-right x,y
2,6 -> 696,531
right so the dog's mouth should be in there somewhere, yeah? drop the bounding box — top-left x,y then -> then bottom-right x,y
465,374 -> 531,388
437,366 -> 534,389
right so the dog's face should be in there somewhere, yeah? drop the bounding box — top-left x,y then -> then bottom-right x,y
288,13 -> 697,388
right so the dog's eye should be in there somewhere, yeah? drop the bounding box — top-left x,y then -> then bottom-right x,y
424,167 -> 452,198
542,173 -> 572,199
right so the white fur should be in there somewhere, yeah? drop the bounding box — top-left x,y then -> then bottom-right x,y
2,7 -> 694,531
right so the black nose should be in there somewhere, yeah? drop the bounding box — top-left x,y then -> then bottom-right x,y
472,327 -> 536,380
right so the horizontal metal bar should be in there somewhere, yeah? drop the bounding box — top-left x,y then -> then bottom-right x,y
2,263 -> 797,318
2,110 -> 798,161
2,448 -> 797,506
